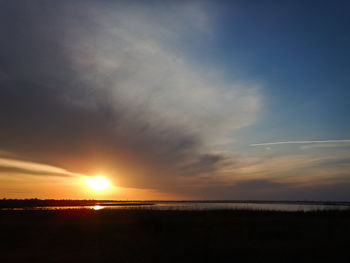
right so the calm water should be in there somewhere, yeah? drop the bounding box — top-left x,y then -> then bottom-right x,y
5,201 -> 350,212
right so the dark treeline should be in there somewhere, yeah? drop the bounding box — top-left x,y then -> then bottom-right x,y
0,199 -> 98,208
0,199 -> 154,208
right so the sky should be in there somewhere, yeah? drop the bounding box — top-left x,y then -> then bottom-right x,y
0,0 -> 350,201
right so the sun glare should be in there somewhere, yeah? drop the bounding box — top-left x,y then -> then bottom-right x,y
86,176 -> 110,191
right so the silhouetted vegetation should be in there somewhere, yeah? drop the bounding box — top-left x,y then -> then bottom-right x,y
0,199 -> 154,208
2,198 -> 349,209
1,209 -> 350,262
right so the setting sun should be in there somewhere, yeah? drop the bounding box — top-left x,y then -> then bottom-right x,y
86,176 -> 110,191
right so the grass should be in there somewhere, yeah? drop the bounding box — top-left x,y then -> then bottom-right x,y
1,209 -> 350,262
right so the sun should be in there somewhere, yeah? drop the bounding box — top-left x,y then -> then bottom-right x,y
86,176 -> 110,191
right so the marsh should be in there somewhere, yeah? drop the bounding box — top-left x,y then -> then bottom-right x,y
1,209 -> 350,262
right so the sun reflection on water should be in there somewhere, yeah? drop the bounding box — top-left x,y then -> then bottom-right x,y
92,205 -> 104,210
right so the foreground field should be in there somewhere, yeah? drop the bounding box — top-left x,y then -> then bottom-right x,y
1,209 -> 350,262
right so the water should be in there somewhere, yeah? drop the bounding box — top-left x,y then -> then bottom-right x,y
4,201 -> 350,212
150,202 -> 350,212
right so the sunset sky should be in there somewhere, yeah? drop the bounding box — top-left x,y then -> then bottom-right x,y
1,0 -> 350,200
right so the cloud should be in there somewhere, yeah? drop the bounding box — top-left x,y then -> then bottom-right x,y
179,148 -> 350,199
0,1 -> 261,192
4,1 -> 348,201
193,179 -> 293,200
250,139 -> 350,147
0,157 -> 85,177
193,179 -> 350,201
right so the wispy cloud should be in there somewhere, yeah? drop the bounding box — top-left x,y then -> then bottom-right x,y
250,139 -> 350,147
0,157 -> 86,178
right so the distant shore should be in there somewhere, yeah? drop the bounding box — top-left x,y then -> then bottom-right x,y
1,198 -> 350,209
0,199 -> 156,208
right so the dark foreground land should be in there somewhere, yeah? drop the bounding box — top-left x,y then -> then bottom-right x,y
1,209 -> 350,263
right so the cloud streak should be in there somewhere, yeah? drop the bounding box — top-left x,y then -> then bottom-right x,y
250,139 -> 350,147
0,157 -> 86,178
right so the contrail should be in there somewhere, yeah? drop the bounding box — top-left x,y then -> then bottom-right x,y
249,139 -> 350,147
